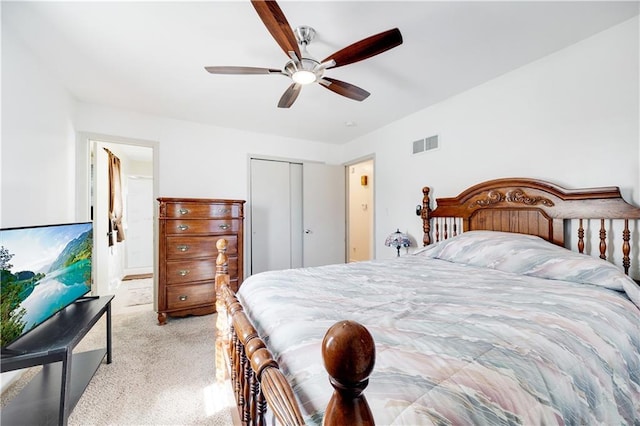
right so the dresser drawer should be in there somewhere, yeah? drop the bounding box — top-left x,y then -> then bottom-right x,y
166,258 -> 238,284
165,219 -> 241,235
164,202 -> 240,219
166,235 -> 237,260
166,282 -> 215,310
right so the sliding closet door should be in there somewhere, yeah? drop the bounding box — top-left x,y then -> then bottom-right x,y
289,163 -> 304,268
250,158 -> 345,276
250,159 -> 303,274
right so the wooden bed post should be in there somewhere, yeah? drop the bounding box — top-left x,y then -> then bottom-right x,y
322,320 -> 376,426
215,238 -> 230,382
622,219 -> 631,275
422,186 -> 431,246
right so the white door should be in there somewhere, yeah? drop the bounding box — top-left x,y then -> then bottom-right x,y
250,159 -> 345,275
125,176 -> 153,273
303,163 -> 346,267
250,159 -> 303,274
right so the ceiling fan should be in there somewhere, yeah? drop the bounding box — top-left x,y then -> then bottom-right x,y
205,0 -> 403,108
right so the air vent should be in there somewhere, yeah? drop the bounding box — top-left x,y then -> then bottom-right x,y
425,135 -> 439,151
412,139 -> 425,154
412,135 -> 439,155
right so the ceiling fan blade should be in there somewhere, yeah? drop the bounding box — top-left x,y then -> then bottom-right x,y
278,83 -> 302,108
319,78 -> 370,102
205,66 -> 282,75
322,28 -> 403,69
251,0 -> 301,60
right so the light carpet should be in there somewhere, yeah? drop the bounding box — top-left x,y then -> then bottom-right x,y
2,310 -> 236,425
123,278 -> 154,307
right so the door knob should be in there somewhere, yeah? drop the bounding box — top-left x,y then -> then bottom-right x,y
304,229 -> 312,234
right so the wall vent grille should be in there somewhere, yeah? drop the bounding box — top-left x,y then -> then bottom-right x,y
412,139 -> 425,154
412,135 -> 439,155
425,135 -> 439,151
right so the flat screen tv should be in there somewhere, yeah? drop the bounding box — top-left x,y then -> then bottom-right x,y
0,222 -> 93,349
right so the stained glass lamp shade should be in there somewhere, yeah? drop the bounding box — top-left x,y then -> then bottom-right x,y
385,229 -> 411,257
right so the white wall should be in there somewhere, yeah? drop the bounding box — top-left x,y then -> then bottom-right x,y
1,24 -> 77,228
340,16 -> 640,261
74,103 -> 340,201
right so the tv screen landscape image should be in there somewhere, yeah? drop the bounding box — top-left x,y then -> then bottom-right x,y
0,222 -> 93,348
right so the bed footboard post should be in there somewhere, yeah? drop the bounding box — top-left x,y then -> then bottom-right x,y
215,238 -> 230,382
322,320 -> 376,426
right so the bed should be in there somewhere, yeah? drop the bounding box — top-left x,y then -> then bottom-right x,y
214,177 -> 640,425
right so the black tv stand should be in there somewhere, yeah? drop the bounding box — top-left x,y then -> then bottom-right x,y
76,295 -> 100,302
1,295 -> 114,426
1,347 -> 27,356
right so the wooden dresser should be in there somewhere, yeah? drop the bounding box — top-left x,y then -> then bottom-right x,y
157,197 -> 245,325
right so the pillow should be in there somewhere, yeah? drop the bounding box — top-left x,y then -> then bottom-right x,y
415,231 -> 639,306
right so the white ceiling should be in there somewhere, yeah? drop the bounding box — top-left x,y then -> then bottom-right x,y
3,1 -> 638,144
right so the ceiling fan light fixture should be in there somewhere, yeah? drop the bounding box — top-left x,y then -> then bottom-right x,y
204,3 -> 403,108
292,70 -> 317,85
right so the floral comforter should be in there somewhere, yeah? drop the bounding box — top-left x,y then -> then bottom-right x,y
237,231 -> 640,425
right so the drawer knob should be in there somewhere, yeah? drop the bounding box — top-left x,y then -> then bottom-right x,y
178,270 -> 190,276
179,295 -> 188,301
179,208 -> 189,215
177,245 -> 189,252
177,224 -> 189,231
219,223 -> 230,230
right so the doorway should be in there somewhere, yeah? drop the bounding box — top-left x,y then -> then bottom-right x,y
91,141 -> 154,295
346,159 -> 374,262
76,135 -> 157,297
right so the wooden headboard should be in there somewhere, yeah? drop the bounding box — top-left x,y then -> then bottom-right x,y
420,178 -> 640,276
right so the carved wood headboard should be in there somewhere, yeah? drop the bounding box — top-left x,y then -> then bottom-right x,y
420,178 -> 640,276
